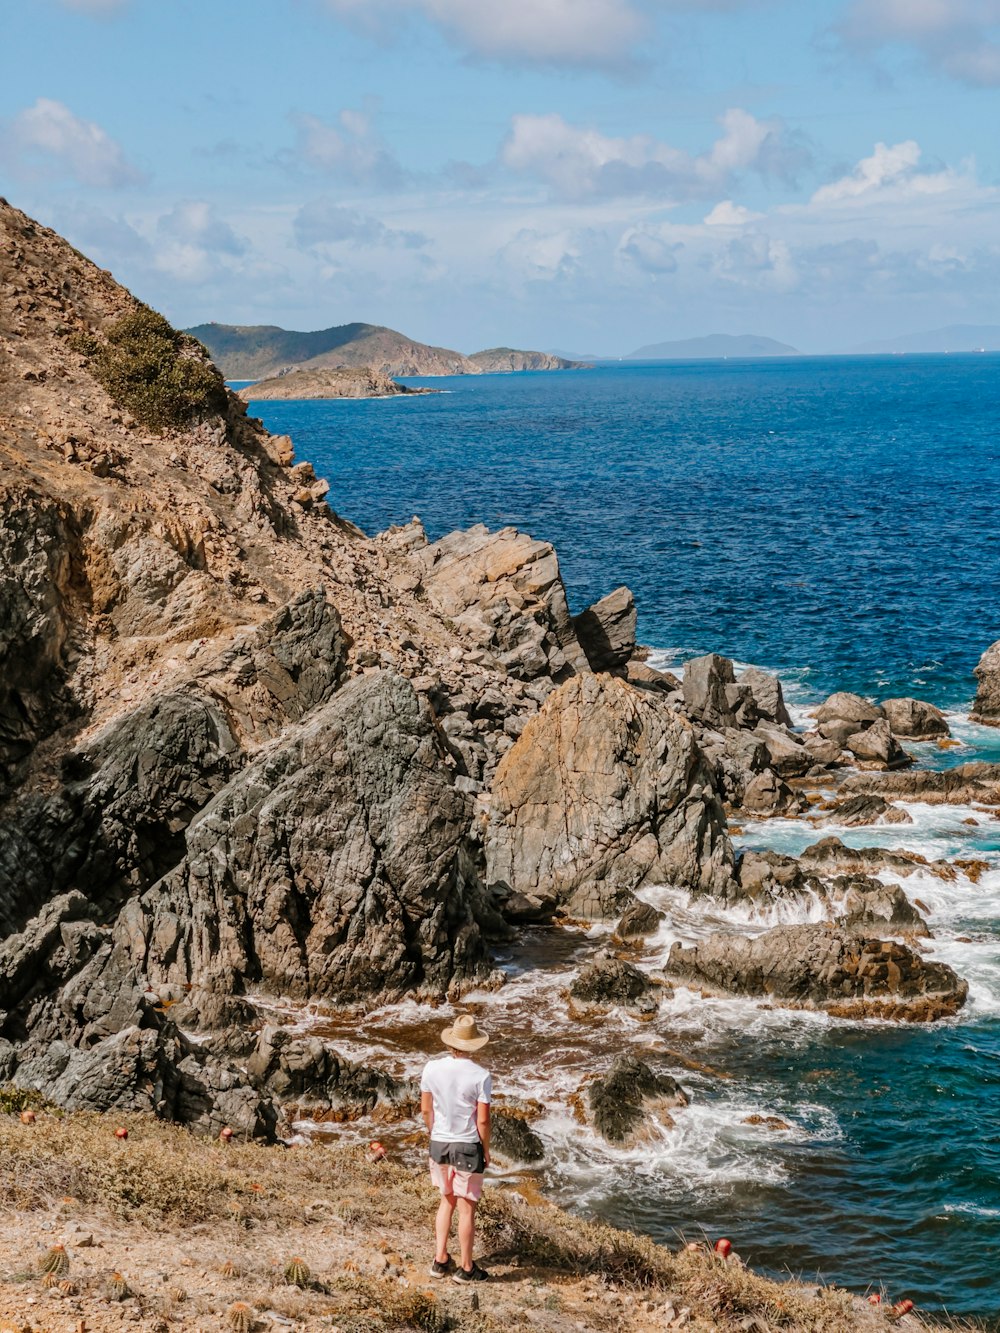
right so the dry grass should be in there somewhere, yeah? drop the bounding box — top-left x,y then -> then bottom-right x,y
0,1110 -> 968,1333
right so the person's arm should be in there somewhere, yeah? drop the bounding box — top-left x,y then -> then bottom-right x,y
476,1101 -> 491,1166
421,1090 -> 434,1136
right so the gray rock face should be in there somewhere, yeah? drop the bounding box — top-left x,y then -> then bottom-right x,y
741,768 -> 802,815
815,794 -> 912,827
572,586 -> 637,672
682,653 -> 738,729
117,672 -> 493,1007
880,697 -> 950,740
741,667 -> 792,726
736,850 -> 819,905
752,721 -> 813,778
0,493 -> 84,796
814,692 -> 884,746
840,762 -> 1000,805
845,718 -> 912,770
972,640 -> 1000,726
485,674 -> 735,920
615,900 -> 665,939
491,1112 -> 545,1164
587,1054 -> 689,1147
568,955 -> 660,1018
666,924 -> 966,1021
410,525 -> 589,679
834,875 -> 929,937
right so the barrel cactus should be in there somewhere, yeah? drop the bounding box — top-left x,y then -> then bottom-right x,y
283,1256 -> 311,1289
39,1245 -> 69,1277
227,1301 -> 254,1332
106,1271 -> 131,1302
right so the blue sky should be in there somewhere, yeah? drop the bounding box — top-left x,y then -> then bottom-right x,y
2,0 -> 999,352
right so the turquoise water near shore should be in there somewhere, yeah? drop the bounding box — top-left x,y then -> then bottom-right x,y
246,356 -> 1000,1322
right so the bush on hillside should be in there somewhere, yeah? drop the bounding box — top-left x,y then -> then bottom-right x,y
70,306 -> 227,431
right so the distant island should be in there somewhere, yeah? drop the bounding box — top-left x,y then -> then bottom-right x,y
236,365 -> 436,401
848,324 -> 1000,355
469,347 -> 589,372
188,320 -> 589,380
627,333 -> 799,360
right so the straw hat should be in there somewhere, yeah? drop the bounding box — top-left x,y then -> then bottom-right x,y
441,1013 -> 489,1052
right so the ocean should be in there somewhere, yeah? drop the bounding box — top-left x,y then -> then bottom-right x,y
245,355 -> 1000,1323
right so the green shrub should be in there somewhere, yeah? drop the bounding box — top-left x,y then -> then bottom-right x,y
72,306 -> 227,431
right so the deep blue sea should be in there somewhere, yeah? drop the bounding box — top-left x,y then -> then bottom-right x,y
245,357 -> 1000,1323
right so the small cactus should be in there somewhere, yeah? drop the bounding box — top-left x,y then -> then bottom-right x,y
41,1272 -> 60,1290
39,1244 -> 69,1277
283,1256 -> 311,1288
106,1271 -> 131,1301
227,1301 -> 254,1333
219,1259 -> 239,1279
58,1279 -> 79,1297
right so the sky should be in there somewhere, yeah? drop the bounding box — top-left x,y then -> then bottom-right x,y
2,0 -> 999,353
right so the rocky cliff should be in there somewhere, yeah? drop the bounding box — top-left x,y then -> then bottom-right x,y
468,348 -> 590,372
0,199 -> 973,1142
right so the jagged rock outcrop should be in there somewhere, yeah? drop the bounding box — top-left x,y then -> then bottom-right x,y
615,900 -> 665,939
815,794 -> 912,827
586,1055 -> 689,1147
111,672 -> 496,1008
491,1112 -> 545,1163
813,693 -> 884,747
568,954 -> 660,1018
800,836 -> 954,880
485,674 -> 735,920
666,924 -> 966,1021
741,666 -> 793,727
236,365 -> 434,401
880,697 -> 950,739
833,875 -> 929,937
841,762 -> 1000,806
844,718 -> 912,770
972,640 -> 1000,725
409,524 -> 589,680
572,586 -> 636,672
682,653 -> 741,729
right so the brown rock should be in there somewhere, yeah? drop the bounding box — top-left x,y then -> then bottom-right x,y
844,718 -> 912,769
972,639 -> 1000,726
485,674 -> 735,919
880,697 -> 950,739
572,585 -> 636,671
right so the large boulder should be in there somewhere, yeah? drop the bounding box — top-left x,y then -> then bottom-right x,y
115,672 -> 495,1007
409,525 -> 589,680
682,654 -> 739,729
741,667 -> 792,726
485,674 -> 735,920
880,697 -> 950,740
615,900 -> 665,940
841,762 -> 1000,806
814,693 -> 884,746
752,721 -> 813,777
568,954 -> 660,1018
572,586 -> 636,672
972,640 -> 1000,726
491,1112 -> 545,1164
815,794 -> 912,827
844,718 -> 912,770
587,1054 -> 689,1147
834,875 -> 930,938
666,924 -> 966,1021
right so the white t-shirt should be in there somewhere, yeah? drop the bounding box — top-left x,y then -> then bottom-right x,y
420,1054 -> 492,1143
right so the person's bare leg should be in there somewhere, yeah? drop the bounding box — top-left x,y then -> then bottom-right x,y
435,1194 -> 456,1263
456,1197 -> 477,1271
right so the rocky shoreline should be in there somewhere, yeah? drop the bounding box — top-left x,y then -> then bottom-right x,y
2,196 -> 999,1159
236,365 -> 436,401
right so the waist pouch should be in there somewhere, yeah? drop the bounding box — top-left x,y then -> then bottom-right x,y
430,1140 -> 485,1173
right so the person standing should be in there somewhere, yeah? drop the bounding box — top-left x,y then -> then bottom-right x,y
420,1013 -> 492,1284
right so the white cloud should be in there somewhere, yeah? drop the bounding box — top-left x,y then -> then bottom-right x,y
839,0 -> 1000,86
704,200 -> 763,225
5,98 -> 145,188
293,107 -> 405,189
810,140 -> 967,207
501,107 -> 801,201
325,0 -> 644,70
158,202 -> 247,256
293,199 -> 428,249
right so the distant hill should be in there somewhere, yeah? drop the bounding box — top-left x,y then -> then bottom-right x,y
188,322 -> 593,380
627,333 -> 798,360
848,324 -> 1000,355
469,348 -> 590,372
187,321 -> 479,380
